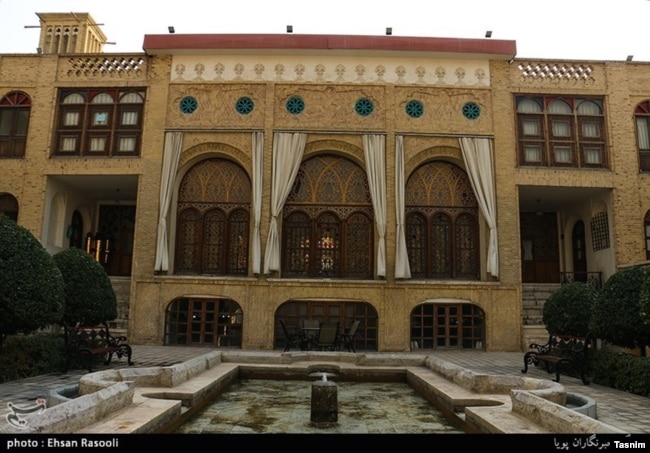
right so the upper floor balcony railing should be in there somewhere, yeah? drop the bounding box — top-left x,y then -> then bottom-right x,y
560,271 -> 602,290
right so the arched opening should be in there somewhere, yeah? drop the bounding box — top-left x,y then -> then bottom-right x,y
282,154 -> 374,279
0,193 -> 19,222
405,161 -> 479,280
410,302 -> 485,350
274,300 -> 378,351
165,297 -> 243,347
174,158 -> 251,276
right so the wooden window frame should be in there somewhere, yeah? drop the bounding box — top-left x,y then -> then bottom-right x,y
516,95 -> 607,169
53,88 -> 145,157
0,91 -> 31,158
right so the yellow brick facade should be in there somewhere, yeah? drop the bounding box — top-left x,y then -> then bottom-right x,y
2,13 -> 650,353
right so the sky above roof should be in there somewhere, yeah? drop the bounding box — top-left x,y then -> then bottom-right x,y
1,0 -> 649,62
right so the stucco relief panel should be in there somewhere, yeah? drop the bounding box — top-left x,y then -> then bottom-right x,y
274,84 -> 386,131
166,84 -> 267,129
394,87 -> 492,135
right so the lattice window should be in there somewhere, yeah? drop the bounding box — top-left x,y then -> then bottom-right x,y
405,161 -> 479,280
590,211 -> 610,251
516,95 -> 607,169
283,154 -> 373,279
53,88 -> 145,157
410,303 -> 485,350
165,297 -> 242,347
175,158 -> 251,275
0,91 -> 31,158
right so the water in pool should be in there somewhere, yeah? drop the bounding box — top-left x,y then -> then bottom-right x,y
175,379 -> 464,434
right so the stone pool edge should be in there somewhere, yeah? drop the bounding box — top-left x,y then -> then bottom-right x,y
0,350 -> 625,434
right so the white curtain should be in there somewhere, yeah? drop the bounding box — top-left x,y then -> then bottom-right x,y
251,131 -> 264,275
363,134 -> 387,278
394,135 -> 411,279
154,131 -> 183,272
263,132 -> 307,274
459,137 -> 499,278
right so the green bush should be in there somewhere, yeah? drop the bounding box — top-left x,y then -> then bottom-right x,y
0,333 -> 65,382
53,247 -> 118,326
591,266 -> 650,356
0,215 -> 64,345
590,349 -> 650,397
542,281 -> 597,336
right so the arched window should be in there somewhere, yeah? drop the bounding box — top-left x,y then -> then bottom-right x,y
165,297 -> 242,347
282,154 -> 374,279
405,161 -> 479,280
0,91 -> 31,158
175,158 -> 251,276
635,101 -> 650,172
410,302 -> 485,350
0,193 -> 19,222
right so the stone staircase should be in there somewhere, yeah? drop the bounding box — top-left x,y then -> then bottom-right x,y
108,277 -> 130,338
521,283 -> 560,350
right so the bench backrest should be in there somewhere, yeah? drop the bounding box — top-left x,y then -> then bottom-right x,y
64,323 -> 111,347
548,332 -> 593,355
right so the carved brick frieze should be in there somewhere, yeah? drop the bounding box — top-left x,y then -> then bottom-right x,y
170,55 -> 491,86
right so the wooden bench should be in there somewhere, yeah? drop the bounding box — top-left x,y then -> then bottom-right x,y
63,322 -> 133,372
521,332 -> 593,384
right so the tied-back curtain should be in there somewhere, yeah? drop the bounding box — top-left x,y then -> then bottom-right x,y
263,132 -> 307,274
363,134 -> 387,278
459,137 -> 499,278
394,135 -> 411,279
154,131 -> 183,272
252,131 -> 264,275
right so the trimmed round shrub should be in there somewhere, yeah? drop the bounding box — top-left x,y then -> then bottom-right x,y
542,281 -> 597,336
591,266 -> 650,356
0,215 -> 64,344
53,247 -> 117,326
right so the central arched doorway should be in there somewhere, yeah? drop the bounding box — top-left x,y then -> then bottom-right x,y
275,300 -> 378,351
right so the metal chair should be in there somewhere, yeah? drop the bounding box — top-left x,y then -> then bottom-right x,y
280,320 -> 306,352
301,319 -> 320,350
314,321 -> 339,351
341,320 -> 361,352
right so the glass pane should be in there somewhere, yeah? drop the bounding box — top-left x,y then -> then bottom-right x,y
548,99 -> 572,114
91,93 -> 114,104
637,118 -> 650,150
62,93 -> 84,104
577,100 -> 601,115
93,111 -> 109,126
118,137 -> 136,151
121,111 -> 138,125
61,137 -> 76,151
582,122 -> 599,138
517,98 -> 542,113
64,111 -> 79,126
554,147 -> 572,163
0,110 -> 10,135
522,120 -> 539,135
90,137 -> 106,151
552,121 -> 570,137
584,148 -> 602,164
16,110 -> 29,134
524,146 -> 542,162
120,92 -> 143,103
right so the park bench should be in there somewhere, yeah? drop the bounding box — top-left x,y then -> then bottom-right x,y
521,332 -> 593,384
63,322 -> 133,372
